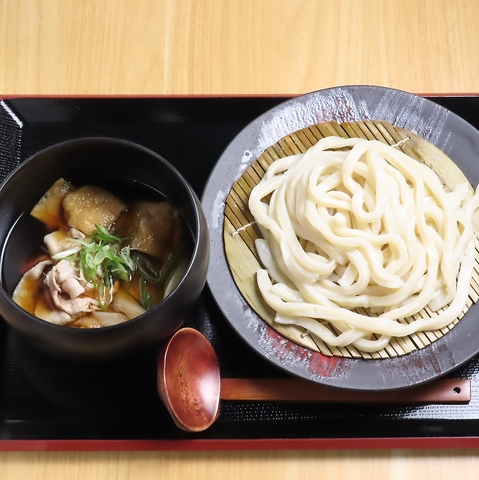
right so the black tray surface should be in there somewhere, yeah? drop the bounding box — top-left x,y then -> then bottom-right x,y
1,95 -> 479,447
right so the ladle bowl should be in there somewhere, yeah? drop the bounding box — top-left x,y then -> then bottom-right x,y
157,327 -> 221,432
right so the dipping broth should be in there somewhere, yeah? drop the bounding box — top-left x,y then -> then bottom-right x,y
4,177 -> 193,329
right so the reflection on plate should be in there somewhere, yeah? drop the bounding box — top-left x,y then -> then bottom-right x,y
202,85 -> 479,390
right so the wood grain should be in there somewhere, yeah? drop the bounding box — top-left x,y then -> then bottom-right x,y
0,0 -> 479,95
1,0 -> 479,479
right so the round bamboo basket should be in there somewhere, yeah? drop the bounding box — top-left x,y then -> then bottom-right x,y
223,120 -> 479,359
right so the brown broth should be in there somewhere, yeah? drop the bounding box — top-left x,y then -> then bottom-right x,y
3,177 -> 194,327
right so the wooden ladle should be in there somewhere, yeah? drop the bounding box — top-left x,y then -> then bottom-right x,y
157,327 -> 471,433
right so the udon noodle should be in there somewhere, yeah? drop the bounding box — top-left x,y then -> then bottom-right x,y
248,136 -> 479,353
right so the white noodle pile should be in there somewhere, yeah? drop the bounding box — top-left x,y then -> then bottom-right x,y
248,136 -> 479,353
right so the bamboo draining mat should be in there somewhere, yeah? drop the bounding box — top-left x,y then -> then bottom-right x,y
223,120 -> 479,360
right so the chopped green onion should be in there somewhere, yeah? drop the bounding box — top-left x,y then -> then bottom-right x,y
92,224 -> 122,244
139,277 -> 153,310
51,245 -> 82,260
132,244 -> 185,286
52,224 -> 182,311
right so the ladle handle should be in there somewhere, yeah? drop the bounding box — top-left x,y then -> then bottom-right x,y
220,378 -> 470,404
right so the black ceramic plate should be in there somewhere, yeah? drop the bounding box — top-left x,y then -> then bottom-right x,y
202,85 -> 479,391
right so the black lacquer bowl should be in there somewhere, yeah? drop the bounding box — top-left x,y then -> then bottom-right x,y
0,137 -> 210,359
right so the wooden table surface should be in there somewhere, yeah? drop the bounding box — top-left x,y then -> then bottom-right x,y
1,0 -> 479,478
